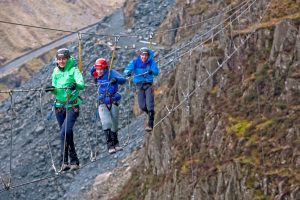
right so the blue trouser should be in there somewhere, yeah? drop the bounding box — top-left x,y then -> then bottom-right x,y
137,83 -> 155,128
55,106 -> 80,165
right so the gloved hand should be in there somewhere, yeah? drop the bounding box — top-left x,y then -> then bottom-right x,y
148,70 -> 153,75
92,71 -> 98,78
126,73 -> 132,78
110,78 -> 117,84
45,85 -> 55,92
69,82 -> 77,90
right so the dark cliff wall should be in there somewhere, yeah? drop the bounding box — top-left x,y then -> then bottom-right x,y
119,0 -> 300,199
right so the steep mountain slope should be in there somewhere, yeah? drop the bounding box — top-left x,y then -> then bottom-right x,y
116,0 -> 300,199
0,0 -> 124,66
0,0 -> 176,199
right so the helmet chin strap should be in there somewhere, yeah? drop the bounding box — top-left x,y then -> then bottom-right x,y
57,63 -> 65,71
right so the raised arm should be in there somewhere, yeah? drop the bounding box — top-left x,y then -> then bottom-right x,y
74,67 -> 84,90
123,59 -> 135,76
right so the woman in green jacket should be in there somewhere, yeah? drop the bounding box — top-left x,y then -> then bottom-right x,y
45,48 -> 84,171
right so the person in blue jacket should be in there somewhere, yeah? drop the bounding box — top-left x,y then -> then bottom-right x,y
90,58 -> 126,154
123,47 -> 159,131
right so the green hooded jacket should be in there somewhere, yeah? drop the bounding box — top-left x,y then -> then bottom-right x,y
51,56 -> 84,108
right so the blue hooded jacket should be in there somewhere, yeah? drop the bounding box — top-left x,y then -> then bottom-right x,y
123,49 -> 159,84
90,67 -> 126,104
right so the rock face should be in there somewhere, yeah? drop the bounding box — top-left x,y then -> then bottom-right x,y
117,0 -> 300,199
0,0 -> 176,199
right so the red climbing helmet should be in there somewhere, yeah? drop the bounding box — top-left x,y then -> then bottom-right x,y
94,58 -> 108,69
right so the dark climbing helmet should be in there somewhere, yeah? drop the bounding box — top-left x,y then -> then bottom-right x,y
139,47 -> 149,55
56,48 -> 70,59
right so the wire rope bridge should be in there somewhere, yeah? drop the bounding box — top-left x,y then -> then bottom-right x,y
0,0 -> 271,197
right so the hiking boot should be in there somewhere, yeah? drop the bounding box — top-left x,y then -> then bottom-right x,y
70,164 -> 80,171
61,164 -> 70,171
111,131 -> 120,147
114,144 -> 123,152
108,147 -> 116,154
146,111 -> 154,132
145,126 -> 153,132
105,129 -> 113,150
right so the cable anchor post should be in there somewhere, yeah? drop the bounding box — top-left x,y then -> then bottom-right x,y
149,32 -> 154,49
77,32 -> 83,72
165,105 -> 173,115
217,60 -> 222,68
2,176 -> 11,191
90,151 -> 96,162
182,91 -> 189,101
205,67 -> 212,77
196,80 -> 202,88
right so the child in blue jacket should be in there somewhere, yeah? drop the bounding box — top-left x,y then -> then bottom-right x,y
91,58 -> 126,154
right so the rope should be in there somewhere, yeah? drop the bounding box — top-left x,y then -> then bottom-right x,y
59,89 -> 72,172
0,118 -> 146,194
0,74 -> 148,93
0,174 -> 59,192
154,2 -> 270,131
122,77 -> 133,146
154,0 -> 250,36
0,20 -> 139,38
108,36 -> 120,80
0,87 -> 70,94
78,36 -> 107,160
82,85 -> 97,162
0,0 -> 251,51
186,49 -> 196,193
91,101 -> 100,161
157,0 -> 257,70
38,91 -> 58,174
7,92 -> 14,191
0,75 -> 144,192
155,0 -> 254,65
0,0 -> 254,93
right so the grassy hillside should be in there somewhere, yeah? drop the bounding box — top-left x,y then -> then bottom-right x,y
0,0 -> 124,66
